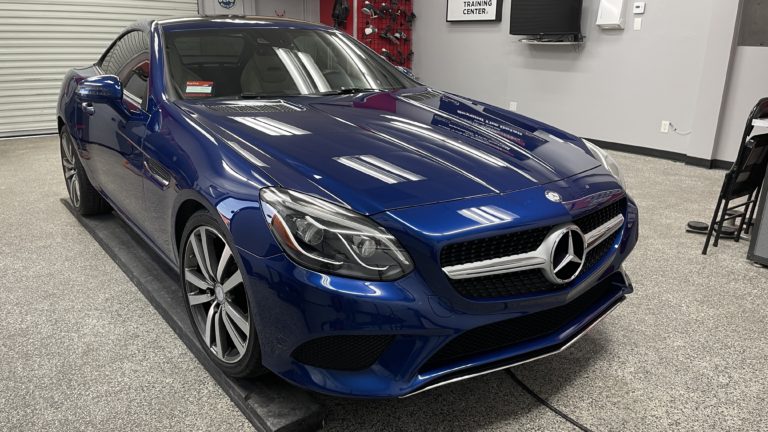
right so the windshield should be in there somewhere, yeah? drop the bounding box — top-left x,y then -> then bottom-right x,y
163,27 -> 418,99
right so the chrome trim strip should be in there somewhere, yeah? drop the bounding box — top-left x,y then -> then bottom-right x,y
585,214 -> 625,251
443,253 -> 547,279
400,298 -> 624,398
358,155 -> 425,181
335,155 -> 425,184
442,214 -> 625,280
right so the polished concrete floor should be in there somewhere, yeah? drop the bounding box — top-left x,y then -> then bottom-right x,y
1,135 -> 766,431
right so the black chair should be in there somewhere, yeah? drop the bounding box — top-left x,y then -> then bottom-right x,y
702,97 -> 768,255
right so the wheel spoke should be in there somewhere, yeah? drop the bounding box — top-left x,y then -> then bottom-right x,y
190,232 -> 213,282
185,269 -> 211,290
201,229 -> 217,281
62,159 -> 74,170
204,303 -> 216,347
61,137 -> 73,162
188,292 -> 214,306
65,169 -> 76,179
216,245 -> 232,282
70,177 -> 80,206
214,309 -> 224,359
221,270 -> 243,293
223,302 -> 249,334
222,310 -> 246,354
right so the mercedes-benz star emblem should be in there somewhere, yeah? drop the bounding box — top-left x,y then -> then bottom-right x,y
545,226 -> 586,284
545,190 -> 562,203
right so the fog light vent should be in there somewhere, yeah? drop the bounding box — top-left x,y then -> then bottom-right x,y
291,335 -> 395,371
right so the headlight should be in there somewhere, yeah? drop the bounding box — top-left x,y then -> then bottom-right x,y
260,187 -> 414,281
583,139 -> 626,188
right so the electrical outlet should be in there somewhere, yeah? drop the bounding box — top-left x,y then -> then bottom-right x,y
509,101 -> 518,111
660,121 -> 671,134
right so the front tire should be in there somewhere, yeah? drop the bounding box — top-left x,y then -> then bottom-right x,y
180,211 -> 264,377
59,129 -> 110,215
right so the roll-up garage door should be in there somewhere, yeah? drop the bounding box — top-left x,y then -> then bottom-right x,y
0,0 -> 199,137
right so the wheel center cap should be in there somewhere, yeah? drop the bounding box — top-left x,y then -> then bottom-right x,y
214,284 -> 225,303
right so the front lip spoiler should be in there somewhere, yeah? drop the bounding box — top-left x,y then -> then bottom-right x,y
399,296 -> 625,398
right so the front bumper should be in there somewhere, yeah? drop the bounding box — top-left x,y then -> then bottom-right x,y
236,198 -> 638,398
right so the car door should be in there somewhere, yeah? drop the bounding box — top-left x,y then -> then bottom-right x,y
82,31 -> 150,225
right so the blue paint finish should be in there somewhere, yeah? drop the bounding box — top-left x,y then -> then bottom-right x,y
57,17 -> 639,398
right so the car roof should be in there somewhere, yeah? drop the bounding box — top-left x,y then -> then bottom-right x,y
151,15 -> 332,32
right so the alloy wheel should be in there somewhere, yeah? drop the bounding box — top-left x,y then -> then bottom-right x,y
60,134 -> 80,208
183,226 -> 250,363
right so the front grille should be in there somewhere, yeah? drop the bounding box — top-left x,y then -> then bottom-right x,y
451,270 -> 558,299
584,234 -> 617,270
291,335 -> 395,371
440,227 -> 550,268
420,279 -> 618,373
574,199 -> 625,234
442,198 -> 626,300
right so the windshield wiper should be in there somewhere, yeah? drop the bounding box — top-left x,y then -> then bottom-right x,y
239,88 -> 388,99
315,88 -> 385,96
239,92 -> 296,99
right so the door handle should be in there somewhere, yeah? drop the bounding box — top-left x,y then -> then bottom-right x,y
81,102 -> 95,116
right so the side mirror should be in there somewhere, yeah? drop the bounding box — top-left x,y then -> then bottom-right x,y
395,66 -> 417,81
76,75 -> 123,102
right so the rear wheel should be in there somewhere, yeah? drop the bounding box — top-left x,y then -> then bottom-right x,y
59,129 -> 109,215
180,212 -> 265,377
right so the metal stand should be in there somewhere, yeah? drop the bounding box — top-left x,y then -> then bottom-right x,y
63,200 -> 326,432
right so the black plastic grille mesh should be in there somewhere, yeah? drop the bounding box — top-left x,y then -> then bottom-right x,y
442,198 -> 626,300
574,199 -> 626,234
440,227 -> 550,268
451,270 -> 557,299
291,335 -> 395,371
584,234 -> 617,270
420,279 -> 617,373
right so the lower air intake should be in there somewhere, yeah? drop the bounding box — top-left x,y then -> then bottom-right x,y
292,335 -> 395,371
419,279 -> 618,373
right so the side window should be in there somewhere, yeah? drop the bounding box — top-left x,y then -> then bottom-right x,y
100,31 -> 150,76
122,58 -> 150,110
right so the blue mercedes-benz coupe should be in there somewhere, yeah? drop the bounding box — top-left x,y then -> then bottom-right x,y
57,16 -> 638,398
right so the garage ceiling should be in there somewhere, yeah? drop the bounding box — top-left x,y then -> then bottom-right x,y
0,0 -> 198,138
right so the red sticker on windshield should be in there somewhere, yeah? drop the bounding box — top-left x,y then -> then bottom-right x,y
185,81 -> 214,97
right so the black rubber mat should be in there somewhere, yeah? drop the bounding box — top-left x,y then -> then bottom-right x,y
63,200 -> 326,432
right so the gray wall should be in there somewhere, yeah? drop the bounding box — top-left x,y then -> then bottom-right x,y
411,0 -> 742,162
715,47 -> 768,161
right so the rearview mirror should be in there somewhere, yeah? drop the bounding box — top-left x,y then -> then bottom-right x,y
76,75 -> 123,102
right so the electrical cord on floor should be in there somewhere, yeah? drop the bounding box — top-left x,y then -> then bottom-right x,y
506,369 -> 596,432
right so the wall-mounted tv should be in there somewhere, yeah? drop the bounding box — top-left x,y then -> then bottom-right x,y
509,0 -> 584,37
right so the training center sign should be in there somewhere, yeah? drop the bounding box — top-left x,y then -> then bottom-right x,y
446,0 -> 503,22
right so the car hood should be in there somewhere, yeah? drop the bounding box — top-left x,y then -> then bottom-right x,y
178,87 -> 601,214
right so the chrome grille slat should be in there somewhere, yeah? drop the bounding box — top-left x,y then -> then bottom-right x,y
443,213 -> 625,280
440,198 -> 627,300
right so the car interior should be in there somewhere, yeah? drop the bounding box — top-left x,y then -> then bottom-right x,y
164,30 -> 386,99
